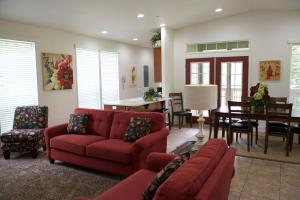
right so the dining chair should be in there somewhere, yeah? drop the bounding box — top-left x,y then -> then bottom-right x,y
239,96 -> 259,144
228,101 -> 253,152
169,92 -> 192,129
208,109 -> 229,139
265,103 -> 293,156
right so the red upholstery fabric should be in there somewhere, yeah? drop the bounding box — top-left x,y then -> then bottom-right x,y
86,139 -> 133,164
153,139 -> 228,200
51,149 -> 135,176
194,148 -> 236,200
146,152 -> 176,172
75,108 -> 114,137
50,134 -> 105,156
44,123 -> 68,157
110,111 -> 164,139
94,169 -> 156,200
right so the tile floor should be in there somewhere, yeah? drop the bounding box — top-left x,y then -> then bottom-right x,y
167,127 -> 300,200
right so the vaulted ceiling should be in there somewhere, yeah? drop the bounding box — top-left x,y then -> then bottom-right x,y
0,0 -> 299,47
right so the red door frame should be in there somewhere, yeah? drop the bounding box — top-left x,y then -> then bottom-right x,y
215,56 -> 249,106
185,58 -> 215,84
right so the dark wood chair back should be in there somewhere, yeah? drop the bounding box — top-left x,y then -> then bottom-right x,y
228,101 -> 252,126
266,103 -> 292,126
271,97 -> 288,103
169,92 -> 184,112
241,96 -> 251,102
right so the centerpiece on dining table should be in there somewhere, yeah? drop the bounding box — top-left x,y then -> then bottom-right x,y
249,82 -> 272,112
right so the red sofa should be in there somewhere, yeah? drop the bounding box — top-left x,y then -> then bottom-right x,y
75,139 -> 236,200
44,108 -> 169,176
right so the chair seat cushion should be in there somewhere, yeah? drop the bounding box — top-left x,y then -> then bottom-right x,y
268,126 -> 288,133
86,139 -> 134,164
292,126 -> 300,133
211,119 -> 229,125
173,111 -> 192,116
269,122 -> 287,127
237,120 -> 258,127
1,129 -> 44,143
50,134 -> 105,156
94,170 -> 156,200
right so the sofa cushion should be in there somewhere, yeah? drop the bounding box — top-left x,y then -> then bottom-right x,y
50,134 -> 105,156
75,108 -> 114,137
110,111 -> 164,139
94,170 -> 156,200
124,117 -> 151,142
154,139 -> 228,200
86,139 -> 134,164
143,152 -> 190,200
67,113 -> 89,134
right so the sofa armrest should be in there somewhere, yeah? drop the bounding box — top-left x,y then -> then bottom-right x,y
132,128 -> 169,170
145,152 -> 176,172
44,123 -> 68,158
73,197 -> 91,200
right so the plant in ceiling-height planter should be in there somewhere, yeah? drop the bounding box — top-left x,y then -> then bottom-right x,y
150,31 -> 161,47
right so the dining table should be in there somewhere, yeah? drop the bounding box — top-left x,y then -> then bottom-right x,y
212,106 -> 300,139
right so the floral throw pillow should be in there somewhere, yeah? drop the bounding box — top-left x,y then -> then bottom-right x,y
67,113 -> 89,134
142,152 -> 190,200
124,117 -> 151,142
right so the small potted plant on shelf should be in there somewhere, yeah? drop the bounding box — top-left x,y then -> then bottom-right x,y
150,31 -> 161,47
249,82 -> 272,112
143,87 -> 161,101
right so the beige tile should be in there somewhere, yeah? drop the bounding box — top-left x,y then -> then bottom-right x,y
241,182 -> 280,200
248,162 -> 280,176
246,173 -> 280,186
230,171 -> 248,193
280,184 -> 300,200
240,193 -> 275,200
228,191 -> 240,200
252,158 -> 281,167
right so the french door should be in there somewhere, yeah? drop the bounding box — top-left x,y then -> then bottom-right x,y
185,56 -> 249,107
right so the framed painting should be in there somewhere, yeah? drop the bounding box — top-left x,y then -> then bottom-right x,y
129,66 -> 137,87
259,60 -> 281,80
42,52 -> 73,91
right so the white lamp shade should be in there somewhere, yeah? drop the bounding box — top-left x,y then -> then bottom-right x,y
184,84 -> 218,110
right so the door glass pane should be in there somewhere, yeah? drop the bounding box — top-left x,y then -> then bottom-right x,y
220,62 -> 243,106
190,62 -> 210,84
290,45 -> 300,112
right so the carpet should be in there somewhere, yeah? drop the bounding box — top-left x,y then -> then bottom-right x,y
0,153 -> 120,200
168,127 -> 300,164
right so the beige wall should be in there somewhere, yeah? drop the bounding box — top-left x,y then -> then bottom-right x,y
0,20 -> 155,125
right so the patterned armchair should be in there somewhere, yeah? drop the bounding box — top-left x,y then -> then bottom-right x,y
0,106 -> 48,159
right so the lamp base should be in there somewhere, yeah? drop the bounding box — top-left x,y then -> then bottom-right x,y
192,110 -> 205,151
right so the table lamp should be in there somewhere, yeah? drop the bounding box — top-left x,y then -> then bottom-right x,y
184,84 -> 218,150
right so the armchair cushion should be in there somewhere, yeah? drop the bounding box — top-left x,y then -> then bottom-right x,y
67,113 -> 89,134
13,106 -> 48,129
124,117 -> 151,142
1,129 -> 44,143
86,139 -> 134,164
50,134 -> 105,156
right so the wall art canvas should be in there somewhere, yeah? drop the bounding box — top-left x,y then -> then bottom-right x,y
42,52 -> 73,91
129,66 -> 137,87
259,60 -> 281,81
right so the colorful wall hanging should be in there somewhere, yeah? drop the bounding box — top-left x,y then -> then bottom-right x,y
259,60 -> 281,81
42,52 -> 73,91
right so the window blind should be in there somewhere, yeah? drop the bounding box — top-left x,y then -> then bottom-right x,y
289,45 -> 300,111
0,38 -> 38,133
100,51 -> 119,105
76,48 -> 101,108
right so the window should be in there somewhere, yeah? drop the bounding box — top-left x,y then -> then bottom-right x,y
190,62 -> 210,84
100,51 -> 119,104
76,48 -> 101,108
289,45 -> 300,111
186,40 -> 249,53
0,38 -> 38,133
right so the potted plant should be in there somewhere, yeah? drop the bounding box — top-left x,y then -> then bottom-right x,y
249,82 -> 272,112
143,87 -> 161,101
150,31 -> 161,47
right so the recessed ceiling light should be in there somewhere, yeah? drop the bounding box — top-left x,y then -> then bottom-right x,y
101,31 -> 108,34
215,8 -> 223,12
160,24 -> 166,27
132,38 -> 138,41
137,14 -> 144,18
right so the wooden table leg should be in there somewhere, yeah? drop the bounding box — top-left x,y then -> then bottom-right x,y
214,112 -> 219,138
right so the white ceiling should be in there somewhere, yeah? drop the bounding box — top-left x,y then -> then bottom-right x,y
0,0 -> 299,47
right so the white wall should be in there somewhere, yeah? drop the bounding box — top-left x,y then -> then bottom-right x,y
0,20 -> 154,125
173,11 -> 300,98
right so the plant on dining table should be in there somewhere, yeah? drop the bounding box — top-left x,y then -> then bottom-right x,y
250,82 -> 272,106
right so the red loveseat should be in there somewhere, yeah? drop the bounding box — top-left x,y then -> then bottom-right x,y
44,108 -> 169,176
75,139 -> 236,200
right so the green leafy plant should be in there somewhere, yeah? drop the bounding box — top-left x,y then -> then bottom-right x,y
150,32 -> 161,46
143,87 -> 161,101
